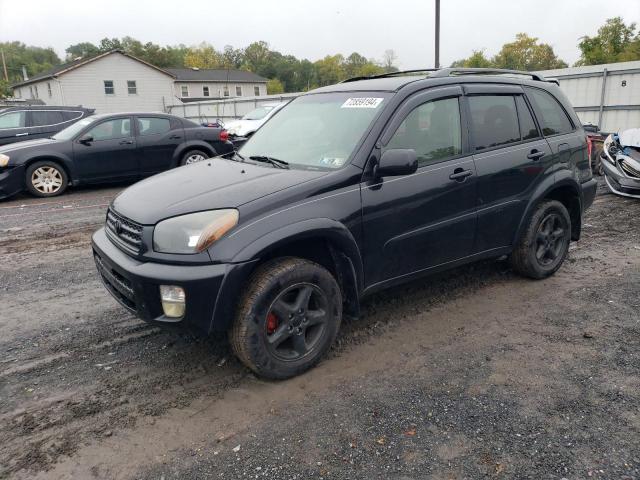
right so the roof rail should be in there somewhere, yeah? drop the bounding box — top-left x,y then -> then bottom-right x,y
430,68 -> 548,82
341,69 -> 438,83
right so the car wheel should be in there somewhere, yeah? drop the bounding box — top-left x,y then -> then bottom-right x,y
180,150 -> 210,166
229,257 -> 342,379
25,161 -> 68,197
510,200 -> 571,279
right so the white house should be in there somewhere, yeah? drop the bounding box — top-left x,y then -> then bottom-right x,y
11,50 -> 268,113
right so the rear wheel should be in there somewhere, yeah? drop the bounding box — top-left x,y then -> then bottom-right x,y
229,258 -> 342,379
510,200 -> 571,279
180,149 -> 210,166
25,161 -> 68,197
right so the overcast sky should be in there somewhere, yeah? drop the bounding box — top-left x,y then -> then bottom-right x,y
1,0 -> 639,67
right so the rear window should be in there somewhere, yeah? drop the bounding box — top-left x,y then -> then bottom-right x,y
61,111 -> 83,122
525,87 -> 574,136
32,110 -> 64,127
468,95 -> 520,151
515,96 -> 540,140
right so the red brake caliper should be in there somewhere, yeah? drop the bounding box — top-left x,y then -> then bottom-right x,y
266,312 -> 278,335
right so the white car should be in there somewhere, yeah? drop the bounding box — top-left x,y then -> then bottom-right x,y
224,102 -> 287,138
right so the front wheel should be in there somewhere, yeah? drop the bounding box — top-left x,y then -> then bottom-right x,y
510,200 -> 571,279
229,258 -> 342,379
25,161 -> 68,197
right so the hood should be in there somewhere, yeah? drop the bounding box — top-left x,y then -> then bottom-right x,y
619,128 -> 640,148
112,158 -> 326,225
225,119 -> 261,136
0,137 -> 60,154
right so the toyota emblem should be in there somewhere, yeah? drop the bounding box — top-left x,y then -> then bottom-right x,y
114,220 -> 123,235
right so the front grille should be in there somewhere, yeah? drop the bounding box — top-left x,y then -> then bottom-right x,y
105,208 -> 144,255
94,252 -> 136,312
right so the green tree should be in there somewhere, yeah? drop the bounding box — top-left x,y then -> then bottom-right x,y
243,41 -> 271,74
492,33 -> 567,70
450,49 -> 493,68
184,42 -> 222,69
381,49 -> 398,73
65,42 -> 100,60
576,17 -> 640,65
0,41 -> 61,85
266,78 -> 284,94
314,54 -> 345,86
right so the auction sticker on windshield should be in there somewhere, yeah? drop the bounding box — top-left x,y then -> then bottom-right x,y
341,97 -> 384,109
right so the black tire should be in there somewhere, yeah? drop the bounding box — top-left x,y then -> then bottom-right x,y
229,257 -> 342,379
510,200 -> 571,279
179,149 -> 210,166
25,160 -> 69,197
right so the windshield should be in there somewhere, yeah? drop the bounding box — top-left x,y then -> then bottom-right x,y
52,117 -> 94,140
240,92 -> 390,170
242,106 -> 275,121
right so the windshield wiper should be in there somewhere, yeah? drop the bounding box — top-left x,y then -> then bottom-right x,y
249,155 -> 289,169
232,151 -> 246,162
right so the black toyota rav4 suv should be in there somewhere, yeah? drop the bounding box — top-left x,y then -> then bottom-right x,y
92,68 -> 597,379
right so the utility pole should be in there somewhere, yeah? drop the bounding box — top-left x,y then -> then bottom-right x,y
435,0 -> 440,69
0,49 -> 8,81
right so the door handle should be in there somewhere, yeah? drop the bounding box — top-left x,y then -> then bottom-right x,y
119,140 -> 134,145
527,149 -> 545,160
449,168 -> 473,181
15,132 -> 28,137
169,135 -> 182,139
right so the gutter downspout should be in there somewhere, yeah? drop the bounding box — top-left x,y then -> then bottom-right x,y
598,68 -> 608,129
54,77 -> 66,106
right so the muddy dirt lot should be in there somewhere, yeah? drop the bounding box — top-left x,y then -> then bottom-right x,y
0,180 -> 638,480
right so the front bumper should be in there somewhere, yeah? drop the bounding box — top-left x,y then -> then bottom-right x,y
0,165 -> 25,200
92,227 -> 255,335
601,159 -> 640,199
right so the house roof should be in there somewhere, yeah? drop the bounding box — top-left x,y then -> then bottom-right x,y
11,50 -> 174,88
165,68 -> 267,83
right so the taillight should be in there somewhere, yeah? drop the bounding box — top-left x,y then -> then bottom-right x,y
220,129 -> 229,142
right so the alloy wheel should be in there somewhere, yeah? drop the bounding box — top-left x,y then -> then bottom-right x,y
31,166 -> 63,194
535,213 -> 566,266
264,283 -> 329,361
185,153 -> 206,164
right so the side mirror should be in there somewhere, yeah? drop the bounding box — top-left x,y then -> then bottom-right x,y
79,134 -> 93,144
376,149 -> 418,177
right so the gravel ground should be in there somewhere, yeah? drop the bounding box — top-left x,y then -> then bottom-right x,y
0,179 -> 638,480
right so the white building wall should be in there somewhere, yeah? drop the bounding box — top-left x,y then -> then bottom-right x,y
174,82 -> 266,99
14,79 -> 64,105
57,52 -> 175,113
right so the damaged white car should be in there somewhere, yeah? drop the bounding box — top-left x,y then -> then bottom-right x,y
601,128 -> 640,199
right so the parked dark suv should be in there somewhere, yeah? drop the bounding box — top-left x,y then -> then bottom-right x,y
92,68 -> 598,379
0,105 -> 94,146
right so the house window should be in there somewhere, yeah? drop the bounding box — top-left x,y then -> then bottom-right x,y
127,80 -> 137,95
181,85 -> 189,97
47,82 -> 52,98
223,86 -> 229,97
29,86 -> 34,98
254,86 -> 260,96
236,86 -> 242,96
104,80 -> 115,95
203,86 -> 210,97
34,85 -> 39,98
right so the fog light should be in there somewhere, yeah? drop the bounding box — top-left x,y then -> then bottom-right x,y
160,285 -> 185,318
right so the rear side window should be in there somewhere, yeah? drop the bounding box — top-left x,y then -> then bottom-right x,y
0,111 -> 26,128
468,95 -> 520,151
32,111 -> 64,127
137,117 -> 171,136
61,111 -> 83,122
525,88 -> 573,136
385,97 -> 462,166
515,96 -> 539,140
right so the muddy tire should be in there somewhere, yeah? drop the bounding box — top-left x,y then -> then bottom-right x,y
229,257 -> 342,380
25,160 -> 68,197
510,200 -> 571,279
179,149 -> 210,166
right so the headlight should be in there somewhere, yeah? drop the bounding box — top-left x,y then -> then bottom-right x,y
0,154 -> 10,167
153,209 -> 239,254
602,135 -> 617,165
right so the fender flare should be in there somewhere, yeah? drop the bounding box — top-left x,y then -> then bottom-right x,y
513,172 -> 582,245
172,141 -> 217,166
21,153 -> 76,183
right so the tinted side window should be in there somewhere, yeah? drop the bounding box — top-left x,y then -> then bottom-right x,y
468,95 -> 520,151
525,88 -> 573,136
32,111 -> 64,127
515,96 -> 539,140
385,97 -> 462,166
61,111 -> 83,122
86,118 -> 131,141
0,111 -> 26,128
137,117 -> 171,136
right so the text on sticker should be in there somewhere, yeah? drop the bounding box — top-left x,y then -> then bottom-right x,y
341,98 -> 384,109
